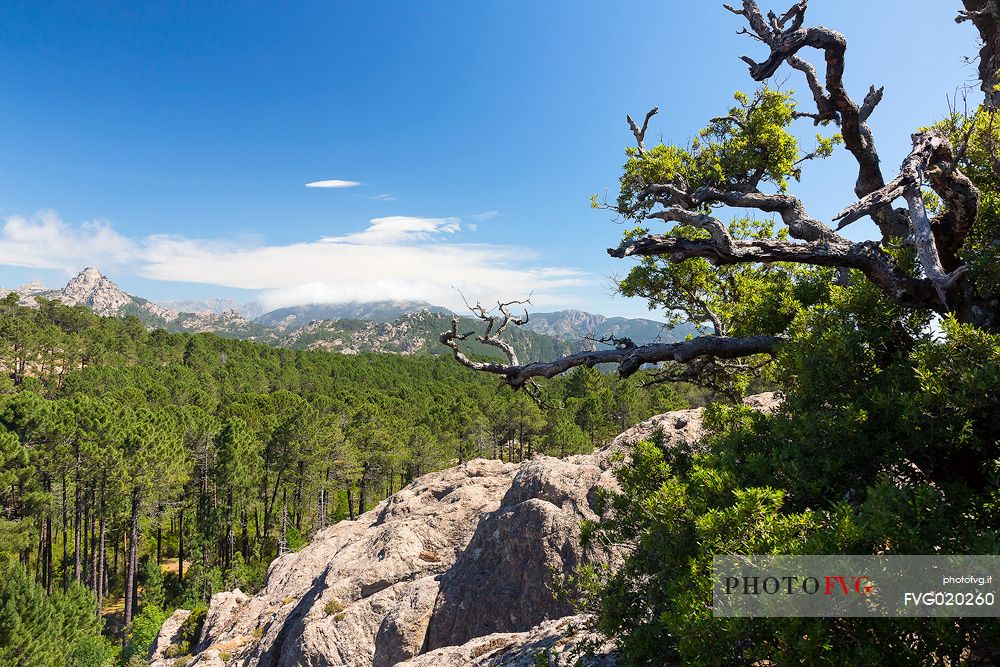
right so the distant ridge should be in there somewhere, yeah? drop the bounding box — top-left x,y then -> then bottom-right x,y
0,268 -> 689,360
254,301 -> 455,330
157,298 -> 263,320
523,309 -> 689,348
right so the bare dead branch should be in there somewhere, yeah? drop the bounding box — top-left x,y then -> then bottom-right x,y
440,317 -> 780,388
957,1 -> 1000,110
730,0 -> 908,239
584,334 -> 639,350
639,354 -> 774,401
441,2 -> 998,393
690,186 -> 841,242
646,206 -> 734,250
696,296 -> 726,336
833,130 -> 976,304
710,114 -> 748,130
859,85 -> 885,122
626,107 -> 659,154
641,183 -> 693,207
456,292 -> 532,367
776,0 -> 807,31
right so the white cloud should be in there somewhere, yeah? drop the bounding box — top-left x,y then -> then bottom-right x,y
0,210 -> 596,314
0,210 -> 138,271
471,210 -> 500,221
305,179 -> 361,188
321,216 -> 462,245
371,193 -> 397,201
139,229 -> 589,312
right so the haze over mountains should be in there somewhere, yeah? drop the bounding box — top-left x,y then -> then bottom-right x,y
1,268 -> 688,359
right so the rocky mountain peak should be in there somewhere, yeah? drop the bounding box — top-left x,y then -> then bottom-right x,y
59,267 -> 133,316
15,281 -> 47,296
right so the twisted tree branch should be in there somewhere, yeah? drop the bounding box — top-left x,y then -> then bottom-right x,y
441,1 -> 997,392
833,130 -> 976,304
440,314 -> 779,388
609,233 -> 942,312
626,107 -> 659,154
729,0 -> 908,238
957,0 -> 1000,110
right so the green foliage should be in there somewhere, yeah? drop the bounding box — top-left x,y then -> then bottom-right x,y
167,603 -> 207,658
544,410 -> 589,457
0,293 -> 702,657
69,635 -> 117,667
569,90 -> 1000,663
122,604 -> 168,664
323,598 -> 346,617
610,88 -> 844,398
141,559 -> 165,610
0,563 -> 104,667
934,107 -> 1000,299
616,88 -> 824,222
577,279 -> 1000,664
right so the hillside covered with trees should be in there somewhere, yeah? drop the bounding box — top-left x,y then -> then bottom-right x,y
3,0 -> 1000,665
0,295 -> 699,665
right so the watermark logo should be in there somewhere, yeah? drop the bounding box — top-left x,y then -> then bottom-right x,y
713,555 -> 1000,617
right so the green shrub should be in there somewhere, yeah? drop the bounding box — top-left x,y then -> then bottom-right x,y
323,598 -> 345,617
69,635 -> 117,667
123,604 -> 168,664
580,303 -> 1000,665
175,603 -> 208,655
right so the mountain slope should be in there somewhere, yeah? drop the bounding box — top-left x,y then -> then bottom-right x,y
524,309 -> 691,346
57,267 -> 181,321
157,298 -> 263,320
255,301 -> 455,331
281,311 -> 575,363
1,268 -> 686,360
2,268 -> 267,336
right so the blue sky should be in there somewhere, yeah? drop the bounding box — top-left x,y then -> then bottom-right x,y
0,1 -> 983,318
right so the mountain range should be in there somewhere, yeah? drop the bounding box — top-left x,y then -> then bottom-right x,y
1,268 -> 689,361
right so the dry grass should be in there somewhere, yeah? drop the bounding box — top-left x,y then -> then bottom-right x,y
159,559 -> 193,576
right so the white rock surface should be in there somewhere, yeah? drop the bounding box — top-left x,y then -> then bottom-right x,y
58,267 -> 133,316
153,395 -> 780,666
149,608 -> 191,665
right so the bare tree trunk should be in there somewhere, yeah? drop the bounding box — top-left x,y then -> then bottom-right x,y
62,471 -> 68,592
82,484 -> 90,586
241,510 -> 249,561
130,532 -> 138,616
35,519 -> 43,585
359,465 -> 368,515
959,1 -> 1000,110
123,486 -> 141,628
178,507 -> 184,582
74,450 -> 81,582
97,485 -> 106,615
89,483 -> 97,590
295,460 -> 305,531
346,483 -> 355,521
45,511 -> 53,594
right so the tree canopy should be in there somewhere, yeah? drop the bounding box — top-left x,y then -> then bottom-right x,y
0,292 -> 700,664
443,1 -> 1000,663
